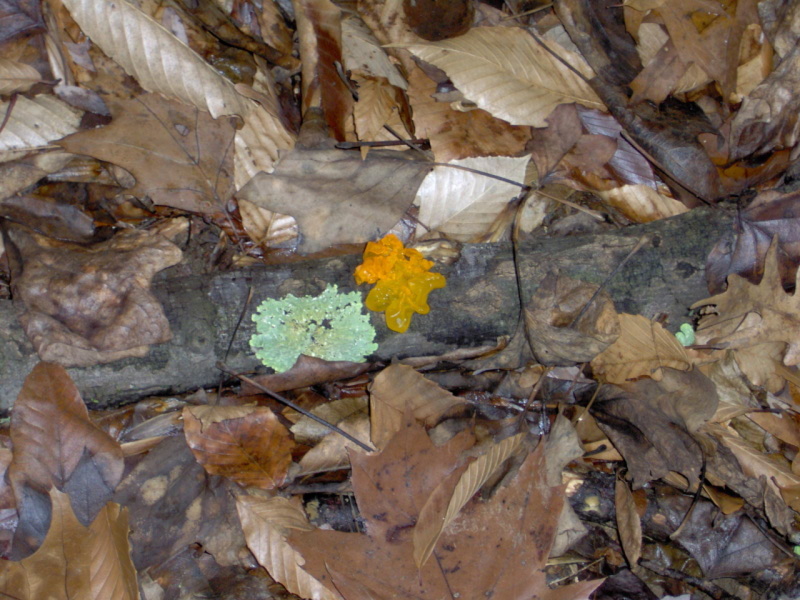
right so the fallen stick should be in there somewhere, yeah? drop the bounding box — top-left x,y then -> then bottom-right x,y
0,207 -> 732,408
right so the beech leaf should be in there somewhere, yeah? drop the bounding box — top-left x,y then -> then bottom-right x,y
183,406 -> 294,490
401,26 -> 604,127
61,0 -> 252,119
415,155 -> 530,241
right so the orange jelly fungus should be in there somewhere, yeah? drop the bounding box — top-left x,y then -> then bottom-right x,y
354,234 -> 446,333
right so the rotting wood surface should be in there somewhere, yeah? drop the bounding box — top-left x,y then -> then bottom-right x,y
0,207 -> 732,409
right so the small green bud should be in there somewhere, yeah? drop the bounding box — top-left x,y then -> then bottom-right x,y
249,284 -> 378,372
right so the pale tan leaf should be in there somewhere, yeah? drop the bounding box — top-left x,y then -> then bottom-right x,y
704,351 -> 759,424
0,96 -> 81,163
711,425 -> 800,491
89,504 -> 139,600
352,75 -> 406,146
296,416 -> 372,476
733,342 -> 789,393
401,27 -> 604,127
0,58 -> 41,94
597,184 -> 688,223
342,16 -> 407,89
615,477 -> 642,568
590,314 -> 691,383
61,0 -> 252,119
236,495 -> 340,600
369,364 -> 467,450
290,397 -> 368,444
187,405 -> 258,430
693,240 -> 800,366
413,433 -> 524,568
415,155 -> 530,240
238,198 -> 298,247
234,103 -> 296,189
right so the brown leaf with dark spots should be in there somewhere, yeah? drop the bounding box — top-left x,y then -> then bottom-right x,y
58,93 -> 237,214
112,435 -> 244,570
183,406 -> 294,490
4,223 -> 182,367
237,144 -> 431,254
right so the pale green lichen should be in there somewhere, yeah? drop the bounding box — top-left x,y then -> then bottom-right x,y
249,284 -> 378,372
675,322 -> 696,347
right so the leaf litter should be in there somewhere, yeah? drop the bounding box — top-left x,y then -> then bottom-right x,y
2,0 -> 800,597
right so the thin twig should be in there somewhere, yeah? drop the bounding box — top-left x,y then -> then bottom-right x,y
216,361 -> 375,452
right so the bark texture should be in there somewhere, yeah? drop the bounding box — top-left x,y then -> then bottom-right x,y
0,207 -> 733,408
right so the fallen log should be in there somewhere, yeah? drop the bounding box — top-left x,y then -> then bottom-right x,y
0,207 -> 733,408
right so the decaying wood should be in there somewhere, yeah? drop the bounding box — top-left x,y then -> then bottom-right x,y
0,207 -> 732,408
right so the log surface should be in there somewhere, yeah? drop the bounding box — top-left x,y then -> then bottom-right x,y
0,207 -> 733,409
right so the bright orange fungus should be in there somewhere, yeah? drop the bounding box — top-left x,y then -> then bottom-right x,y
354,234 -> 446,333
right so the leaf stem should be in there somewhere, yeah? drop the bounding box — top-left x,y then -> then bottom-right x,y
216,361 -> 375,453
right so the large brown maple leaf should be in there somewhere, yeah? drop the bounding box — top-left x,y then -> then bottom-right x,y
286,415 -> 602,600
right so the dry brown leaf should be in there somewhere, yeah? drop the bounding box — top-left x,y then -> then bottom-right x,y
0,487 -> 137,600
413,433 -> 524,568
112,435 -> 245,569
236,495 -> 340,600
183,405 -> 294,490
61,0 -> 252,119
236,144 -> 431,254
0,95 -> 81,163
694,238 -> 800,366
286,417 -> 602,600
234,102 -> 297,190
342,16 -> 407,89
524,272 -> 620,366
414,155 -> 529,241
591,369 -> 718,488
615,477 -> 643,568
596,184 -> 688,223
732,342 -> 790,393
246,354 -> 372,394
729,43 -> 800,159
238,198 -> 298,247
295,0 -> 352,140
591,314 -> 690,383
710,424 -> 800,499
369,364 -> 467,449
352,74 -> 411,151
0,58 -> 41,94
402,26 -> 604,127
296,415 -> 372,476
8,362 -> 124,559
5,223 -> 182,367
291,396 -> 369,444
406,66 -> 531,162
59,94 -> 236,213
88,503 -> 139,600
